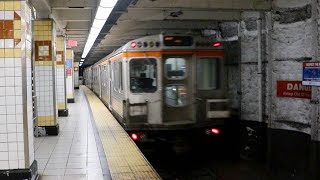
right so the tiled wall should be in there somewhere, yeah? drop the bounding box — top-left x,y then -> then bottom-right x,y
74,62 -> 79,88
0,1 -> 34,169
66,49 -> 74,100
56,36 -> 67,110
33,19 -> 58,127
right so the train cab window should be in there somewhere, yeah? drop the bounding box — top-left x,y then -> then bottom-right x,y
130,58 -> 157,93
165,58 -> 187,80
165,85 -> 187,107
197,58 -> 220,90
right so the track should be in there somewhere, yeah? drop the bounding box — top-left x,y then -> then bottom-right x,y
137,137 -> 272,180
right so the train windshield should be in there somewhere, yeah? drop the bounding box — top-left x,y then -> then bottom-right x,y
130,58 -> 157,93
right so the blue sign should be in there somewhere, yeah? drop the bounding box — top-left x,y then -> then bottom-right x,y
302,62 -> 320,86
66,59 -> 73,69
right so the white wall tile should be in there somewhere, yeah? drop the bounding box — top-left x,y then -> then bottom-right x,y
4,59 -> 14,68
8,133 -> 17,142
16,105 -> 22,114
6,106 -> 15,115
5,96 -> 15,106
17,124 -> 23,133
0,161 -> 9,169
4,11 -> 14,20
0,87 -> 5,96
0,98 -> 5,106
0,78 -> 5,86
7,124 -> 16,133
0,143 -> 8,152
17,133 -> 23,142
6,115 -> 15,124
8,143 -> 17,151
0,124 -> 7,133
9,160 -> 19,169
0,115 -> 6,124
0,40 -> 4,48
5,87 -> 14,95
5,77 -> 14,86
0,11 -> 4,20
17,142 -> 23,152
0,152 -> 9,161
0,134 -> 7,143
18,160 -> 25,169
9,151 -> 18,161
4,39 -> 14,48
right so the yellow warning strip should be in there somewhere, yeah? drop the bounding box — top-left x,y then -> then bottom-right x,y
81,86 -> 161,180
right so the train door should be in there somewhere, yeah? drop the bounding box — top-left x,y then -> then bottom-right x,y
195,56 -> 227,122
162,55 -> 195,124
107,61 -> 112,108
100,65 -> 108,104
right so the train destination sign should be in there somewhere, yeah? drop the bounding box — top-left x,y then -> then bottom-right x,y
277,81 -> 311,99
302,62 -> 320,86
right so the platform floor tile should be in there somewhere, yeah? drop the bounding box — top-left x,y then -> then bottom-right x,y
81,86 -> 161,180
35,90 -> 111,180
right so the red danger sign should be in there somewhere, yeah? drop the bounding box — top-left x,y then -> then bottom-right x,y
277,81 -> 311,99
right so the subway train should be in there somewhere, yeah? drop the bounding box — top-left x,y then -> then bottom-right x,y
83,34 -> 233,142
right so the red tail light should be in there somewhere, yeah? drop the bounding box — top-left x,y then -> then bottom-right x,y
131,133 -> 139,141
210,128 -> 220,135
212,42 -> 222,47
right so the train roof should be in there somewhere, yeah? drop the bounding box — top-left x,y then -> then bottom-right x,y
91,34 -> 223,67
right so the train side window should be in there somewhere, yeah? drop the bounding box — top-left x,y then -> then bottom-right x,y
165,58 -> 187,80
113,61 -> 123,92
130,58 -> 157,93
165,85 -> 187,107
197,57 -> 219,90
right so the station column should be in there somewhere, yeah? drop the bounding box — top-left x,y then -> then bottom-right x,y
66,48 -> 75,103
0,1 -> 37,179
56,36 -> 68,116
33,19 -> 59,135
74,62 -> 79,89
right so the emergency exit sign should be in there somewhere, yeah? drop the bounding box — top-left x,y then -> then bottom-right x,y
277,81 -> 311,99
67,40 -> 77,47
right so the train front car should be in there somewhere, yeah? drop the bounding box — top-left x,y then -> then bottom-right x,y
121,34 -> 232,144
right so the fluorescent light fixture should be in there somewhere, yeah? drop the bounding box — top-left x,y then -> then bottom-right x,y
79,64 -> 82,66
100,0 -> 118,7
96,7 -> 112,20
92,19 -> 106,29
81,0 -> 119,59
80,59 -> 84,62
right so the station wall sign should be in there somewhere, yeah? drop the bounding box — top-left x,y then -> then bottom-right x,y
67,40 -> 77,47
302,62 -> 320,86
277,81 -> 311,99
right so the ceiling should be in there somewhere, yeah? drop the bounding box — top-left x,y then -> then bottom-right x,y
29,0 -> 271,65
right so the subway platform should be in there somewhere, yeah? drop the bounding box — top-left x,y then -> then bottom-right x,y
35,87 -> 160,180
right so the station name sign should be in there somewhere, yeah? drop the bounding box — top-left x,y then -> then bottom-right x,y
302,62 -> 320,86
277,81 -> 311,99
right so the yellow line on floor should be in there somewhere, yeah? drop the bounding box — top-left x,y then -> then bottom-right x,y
81,86 -> 161,180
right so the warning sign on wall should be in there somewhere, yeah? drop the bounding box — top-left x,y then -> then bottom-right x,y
277,81 -> 311,99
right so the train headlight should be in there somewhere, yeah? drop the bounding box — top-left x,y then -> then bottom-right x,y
129,105 -> 147,116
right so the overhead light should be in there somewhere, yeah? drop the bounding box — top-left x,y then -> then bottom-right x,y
95,6 -> 112,20
81,0 -> 119,59
80,59 -> 84,62
100,0 -> 118,7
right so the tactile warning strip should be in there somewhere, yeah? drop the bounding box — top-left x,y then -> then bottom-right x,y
81,86 -> 161,180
